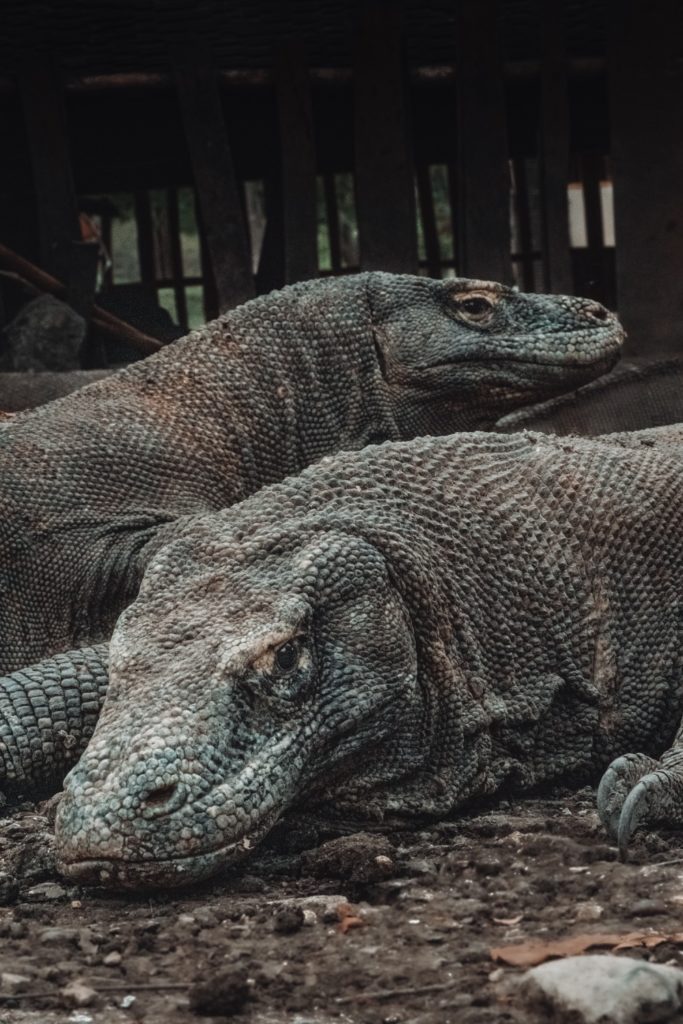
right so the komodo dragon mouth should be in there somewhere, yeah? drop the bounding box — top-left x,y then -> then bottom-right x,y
58,806 -> 283,889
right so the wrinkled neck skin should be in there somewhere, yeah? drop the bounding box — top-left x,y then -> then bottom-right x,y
211,277 -> 400,481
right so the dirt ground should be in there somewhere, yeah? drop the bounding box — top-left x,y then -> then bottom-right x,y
0,786 -> 682,1024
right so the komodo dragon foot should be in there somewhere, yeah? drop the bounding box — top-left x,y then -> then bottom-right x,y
598,750 -> 683,858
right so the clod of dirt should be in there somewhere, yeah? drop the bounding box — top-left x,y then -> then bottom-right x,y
273,905 -> 305,934
517,954 -> 683,1023
301,833 -> 396,882
188,968 -> 250,1016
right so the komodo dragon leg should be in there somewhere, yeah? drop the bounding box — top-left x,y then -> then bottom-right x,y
598,735 -> 683,858
0,646 -> 108,796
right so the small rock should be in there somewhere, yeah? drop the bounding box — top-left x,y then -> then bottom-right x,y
301,833 -> 396,882
26,881 -> 66,901
103,951 -> 122,966
61,979 -> 97,1008
575,901 -> 604,923
189,968 -> 250,1016
0,972 -> 31,994
518,954 -> 683,1024
628,898 -> 668,918
302,909 -> 317,926
40,926 -> 79,945
273,905 -> 305,934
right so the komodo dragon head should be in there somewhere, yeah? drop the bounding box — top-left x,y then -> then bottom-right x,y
363,275 -> 623,432
55,511 -> 443,888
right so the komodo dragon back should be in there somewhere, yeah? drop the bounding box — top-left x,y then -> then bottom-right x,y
0,273 -> 622,674
46,428 -> 683,889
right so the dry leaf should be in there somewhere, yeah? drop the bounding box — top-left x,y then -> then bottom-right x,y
490,930 -> 683,968
493,915 -> 523,926
336,902 -> 365,935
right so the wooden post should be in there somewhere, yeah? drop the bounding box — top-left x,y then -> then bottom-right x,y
538,0 -> 574,295
172,44 -> 254,312
455,0 -> 511,283
609,0 -> 683,353
18,58 -> 81,284
275,42 -> 318,283
353,4 -> 417,273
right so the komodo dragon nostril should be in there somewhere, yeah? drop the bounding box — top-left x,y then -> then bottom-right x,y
141,781 -> 187,818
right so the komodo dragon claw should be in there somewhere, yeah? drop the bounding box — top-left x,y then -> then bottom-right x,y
597,751 -> 683,859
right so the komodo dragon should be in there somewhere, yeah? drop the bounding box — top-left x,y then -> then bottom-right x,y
0,273 -> 621,676
496,357 -> 683,435
2,426 -> 683,888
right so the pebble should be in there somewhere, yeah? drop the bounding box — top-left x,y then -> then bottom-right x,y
103,951 -> 122,966
26,881 -> 67,901
273,905 -> 305,934
40,926 -> 79,945
575,901 -> 604,922
0,972 -> 31,994
627,898 -> 668,918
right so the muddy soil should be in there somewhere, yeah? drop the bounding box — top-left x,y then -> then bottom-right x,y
0,787 -> 682,1023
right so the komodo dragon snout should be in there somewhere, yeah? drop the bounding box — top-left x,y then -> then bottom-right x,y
55,530 -> 421,888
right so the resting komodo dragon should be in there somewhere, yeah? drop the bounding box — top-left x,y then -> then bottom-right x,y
0,273 -> 621,676
3,426 -> 683,888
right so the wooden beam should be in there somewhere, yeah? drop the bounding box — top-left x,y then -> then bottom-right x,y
609,0 -> 683,354
172,44 -> 254,312
0,242 -> 162,355
18,58 -> 81,285
275,42 -> 318,283
353,4 -> 417,273
455,0 -> 511,283
538,0 -> 574,295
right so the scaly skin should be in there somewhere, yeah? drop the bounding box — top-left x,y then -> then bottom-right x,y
0,274 -> 621,675
48,428 -> 683,888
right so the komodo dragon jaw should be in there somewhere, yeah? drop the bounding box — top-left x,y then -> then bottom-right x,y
55,532 -> 425,888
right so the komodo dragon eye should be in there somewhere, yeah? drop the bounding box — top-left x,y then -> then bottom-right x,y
274,639 -> 301,674
452,295 -> 495,322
